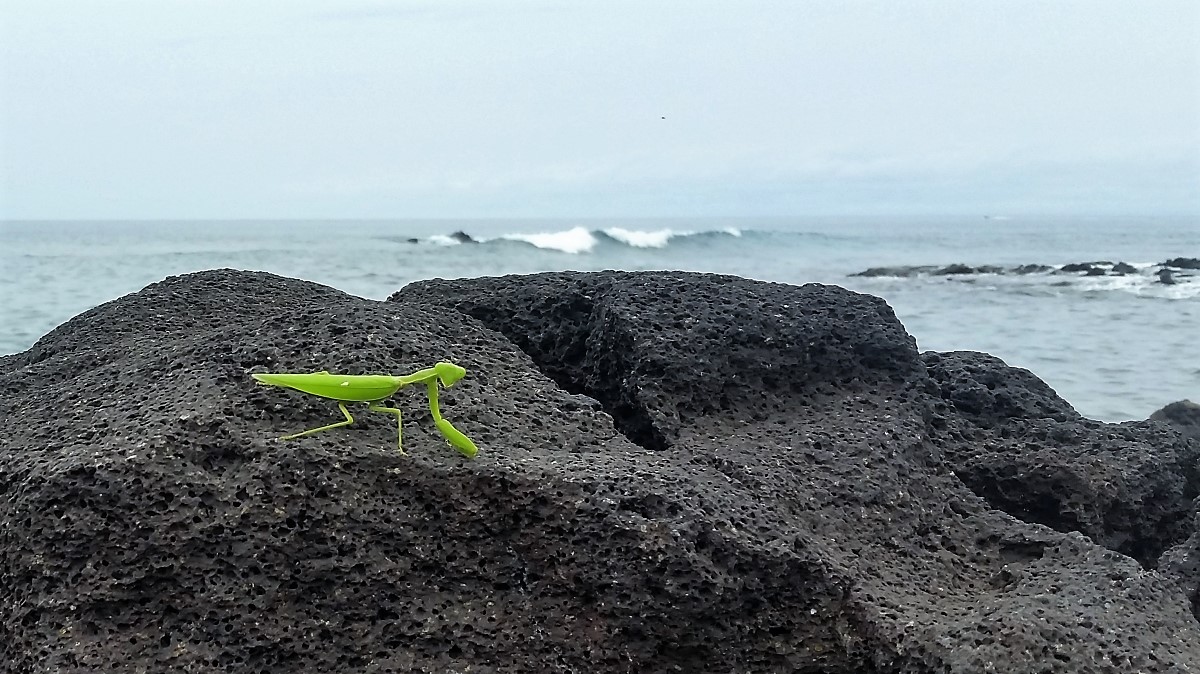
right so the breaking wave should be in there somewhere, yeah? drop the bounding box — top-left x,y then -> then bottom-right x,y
410,226 -> 746,254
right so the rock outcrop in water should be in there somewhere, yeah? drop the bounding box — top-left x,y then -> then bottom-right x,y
2,268 -> 1199,673
1162,258 -> 1200,270
851,258 -> 1199,285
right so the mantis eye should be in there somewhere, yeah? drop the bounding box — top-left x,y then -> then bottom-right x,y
435,361 -> 467,387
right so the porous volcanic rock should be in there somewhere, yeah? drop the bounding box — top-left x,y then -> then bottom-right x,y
396,271 -> 921,452
921,351 -> 1200,566
397,271 -> 1200,671
1152,400 -> 1200,441
1,269 -> 1198,673
1161,503 -> 1200,623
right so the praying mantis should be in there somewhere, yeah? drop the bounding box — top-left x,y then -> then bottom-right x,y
252,362 -> 478,458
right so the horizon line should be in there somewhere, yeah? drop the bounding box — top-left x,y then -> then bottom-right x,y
3,211 -> 1198,223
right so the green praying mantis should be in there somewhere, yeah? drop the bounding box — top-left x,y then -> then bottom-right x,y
252,362 -> 478,458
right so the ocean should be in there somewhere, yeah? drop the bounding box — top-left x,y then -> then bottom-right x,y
1,216 -> 1196,423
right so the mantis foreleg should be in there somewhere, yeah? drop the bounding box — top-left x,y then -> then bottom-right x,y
426,381 -> 479,458
280,402 -> 355,441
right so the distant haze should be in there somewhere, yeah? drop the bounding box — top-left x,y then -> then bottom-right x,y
2,0 -> 1198,219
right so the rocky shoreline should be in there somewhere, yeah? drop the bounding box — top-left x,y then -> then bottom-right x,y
1,269 -> 1197,673
852,257 -> 1199,285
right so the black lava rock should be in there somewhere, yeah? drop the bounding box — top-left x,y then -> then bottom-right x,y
395,271 -> 922,451
850,265 -> 937,277
934,264 -> 975,275
1011,264 -> 1053,274
921,351 -> 1200,566
1163,258 -> 1200,270
1162,505 -> 1200,624
1,269 -> 1197,673
1152,400 -> 1200,441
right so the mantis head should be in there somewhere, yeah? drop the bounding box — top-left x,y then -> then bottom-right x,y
434,361 -> 467,388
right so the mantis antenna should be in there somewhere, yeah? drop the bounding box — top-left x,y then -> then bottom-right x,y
251,361 -> 479,458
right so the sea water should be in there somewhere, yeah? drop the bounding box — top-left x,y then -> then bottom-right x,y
1,216 -> 1196,422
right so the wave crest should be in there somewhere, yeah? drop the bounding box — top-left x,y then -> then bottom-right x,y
407,226 -> 746,254
499,226 -> 598,254
602,227 -> 676,248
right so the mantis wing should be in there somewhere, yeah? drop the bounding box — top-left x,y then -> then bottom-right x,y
252,373 -> 403,402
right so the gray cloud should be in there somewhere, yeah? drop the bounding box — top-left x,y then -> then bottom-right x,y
2,0 -> 1197,218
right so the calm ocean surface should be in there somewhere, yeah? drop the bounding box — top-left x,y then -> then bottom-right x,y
2,216 -> 1196,422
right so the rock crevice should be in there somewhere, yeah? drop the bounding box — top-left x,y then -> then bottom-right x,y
392,271 -> 923,450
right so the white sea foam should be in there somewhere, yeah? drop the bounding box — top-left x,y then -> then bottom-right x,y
1154,283 -> 1200,299
602,227 -> 679,248
500,226 -> 598,254
1075,274 -> 1145,293
431,225 -> 741,252
1016,264 -> 1199,299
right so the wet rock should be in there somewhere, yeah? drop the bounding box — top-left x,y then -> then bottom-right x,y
1011,264 -> 1053,274
934,263 -> 975,275
1060,262 -> 1105,275
1163,258 -> 1200,269
449,230 -> 477,243
1152,400 -> 1200,441
849,260 -> 1196,282
850,265 -> 937,277
2,269 -> 1198,673
1159,269 -> 1179,285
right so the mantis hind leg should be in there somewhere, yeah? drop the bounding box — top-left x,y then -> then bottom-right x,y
367,403 -> 405,455
280,402 -> 356,441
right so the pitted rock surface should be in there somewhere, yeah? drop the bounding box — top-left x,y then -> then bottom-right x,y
1161,503 -> 1200,623
921,351 -> 1200,567
920,351 -> 1080,423
392,271 -> 921,451
1152,400 -> 1200,441
0,269 -> 1197,673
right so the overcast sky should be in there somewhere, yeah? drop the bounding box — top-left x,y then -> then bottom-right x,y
2,0 -> 1197,219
